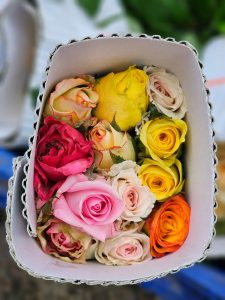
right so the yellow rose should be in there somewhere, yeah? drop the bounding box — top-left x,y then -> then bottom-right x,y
44,77 -> 99,126
140,118 -> 187,164
94,66 -> 148,131
138,158 -> 184,201
89,120 -> 136,170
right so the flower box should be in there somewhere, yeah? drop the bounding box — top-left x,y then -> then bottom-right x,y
7,34 -> 217,284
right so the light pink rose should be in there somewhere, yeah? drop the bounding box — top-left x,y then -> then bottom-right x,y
95,231 -> 151,265
52,174 -> 124,241
108,161 -> 156,222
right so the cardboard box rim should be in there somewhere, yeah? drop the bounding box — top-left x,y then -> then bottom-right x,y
7,34 -> 218,285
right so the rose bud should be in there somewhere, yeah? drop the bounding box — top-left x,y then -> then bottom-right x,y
89,120 -> 135,170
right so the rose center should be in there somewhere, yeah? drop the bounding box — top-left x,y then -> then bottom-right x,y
82,196 -> 111,223
95,128 -> 106,140
124,187 -> 139,209
159,133 -> 167,141
154,81 -> 170,97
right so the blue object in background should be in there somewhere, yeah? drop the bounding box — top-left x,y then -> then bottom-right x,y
141,264 -> 225,300
0,148 -> 15,208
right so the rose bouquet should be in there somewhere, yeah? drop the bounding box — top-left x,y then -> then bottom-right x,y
34,65 -> 190,266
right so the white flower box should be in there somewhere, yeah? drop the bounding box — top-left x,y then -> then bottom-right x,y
6,34 -> 217,284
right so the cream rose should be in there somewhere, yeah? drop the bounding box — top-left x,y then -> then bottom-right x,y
145,66 -> 186,119
95,231 -> 151,265
89,121 -> 136,170
108,161 -> 156,222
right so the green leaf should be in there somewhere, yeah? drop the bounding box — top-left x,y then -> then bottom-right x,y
85,163 -> 98,180
111,115 -> 122,132
96,14 -> 123,28
30,87 -> 39,107
126,14 -> 144,33
148,104 -> 163,119
110,151 -> 125,164
215,220 -> 225,235
77,0 -> 102,17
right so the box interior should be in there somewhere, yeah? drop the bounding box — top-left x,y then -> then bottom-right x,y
21,37 -> 214,283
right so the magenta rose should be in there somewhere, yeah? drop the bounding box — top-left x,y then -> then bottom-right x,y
52,174 -> 124,241
35,116 -> 94,181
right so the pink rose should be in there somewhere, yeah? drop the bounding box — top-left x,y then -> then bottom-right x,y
52,174 -> 124,241
37,217 -> 93,263
35,116 -> 94,181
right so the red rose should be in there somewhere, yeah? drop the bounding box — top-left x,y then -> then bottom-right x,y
34,162 -> 63,209
35,116 -> 94,182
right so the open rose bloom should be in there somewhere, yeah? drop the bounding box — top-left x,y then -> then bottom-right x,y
7,35 -> 216,284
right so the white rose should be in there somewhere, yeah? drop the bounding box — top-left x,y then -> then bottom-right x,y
95,231 -> 151,265
108,162 -> 156,222
145,66 -> 187,119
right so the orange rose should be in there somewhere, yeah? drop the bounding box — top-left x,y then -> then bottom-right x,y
145,194 -> 190,258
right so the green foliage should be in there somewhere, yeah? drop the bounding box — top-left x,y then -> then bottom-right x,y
111,115 -> 122,132
148,104 -> 163,119
215,219 -> 225,235
30,87 -> 39,108
77,0 -> 102,17
120,0 -> 225,49
110,152 -> 126,164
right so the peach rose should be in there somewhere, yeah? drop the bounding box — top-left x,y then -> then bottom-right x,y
89,120 -> 135,170
44,77 -> 99,126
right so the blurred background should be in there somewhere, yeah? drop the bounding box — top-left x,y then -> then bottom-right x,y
1,0 -> 225,299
